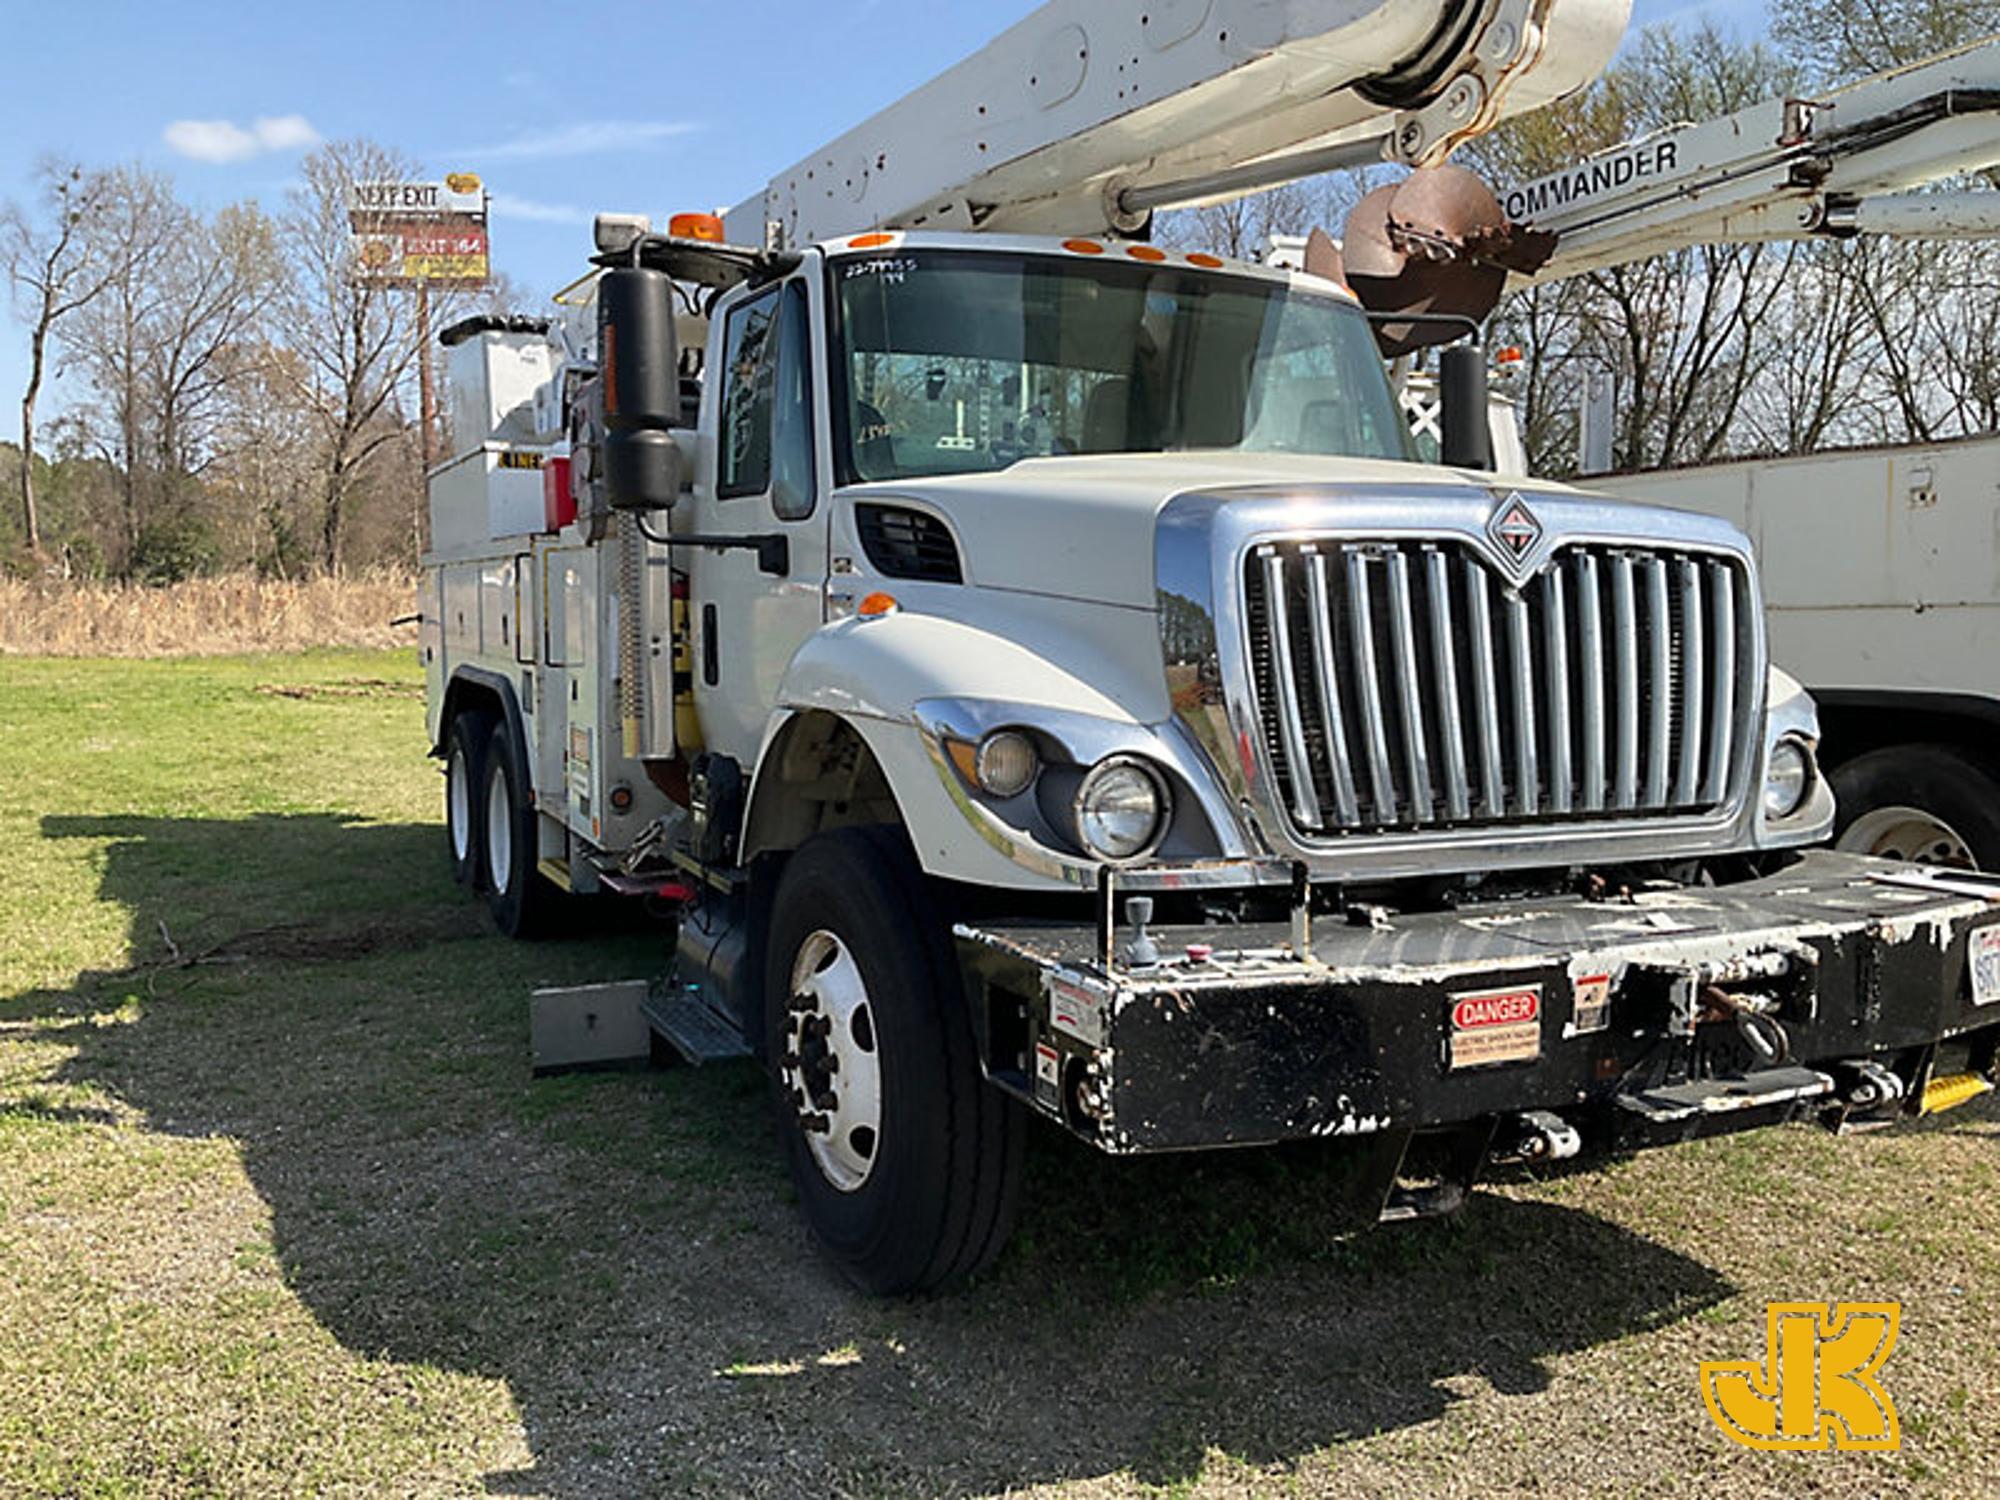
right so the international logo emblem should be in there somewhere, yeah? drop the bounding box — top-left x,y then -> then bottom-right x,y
1486,492 -> 1544,574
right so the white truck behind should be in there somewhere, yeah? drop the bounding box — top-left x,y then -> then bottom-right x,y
1592,436 -> 2000,869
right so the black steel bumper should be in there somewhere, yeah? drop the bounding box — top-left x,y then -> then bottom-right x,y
956,852 -> 2000,1156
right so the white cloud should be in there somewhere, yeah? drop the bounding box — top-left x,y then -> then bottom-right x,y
163,114 -> 320,164
487,192 -> 589,226
455,120 -> 701,162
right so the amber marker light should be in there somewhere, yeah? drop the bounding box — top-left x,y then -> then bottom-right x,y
1126,244 -> 1168,262
857,592 -> 901,618
1062,238 -> 1106,255
1186,252 -> 1224,268
669,212 -> 725,242
848,232 -> 897,248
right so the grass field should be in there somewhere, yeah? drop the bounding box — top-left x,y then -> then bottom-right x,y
1,648 -> 1995,1498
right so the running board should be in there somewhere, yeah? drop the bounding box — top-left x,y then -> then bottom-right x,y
642,982 -> 753,1065
1615,1066 -> 1834,1125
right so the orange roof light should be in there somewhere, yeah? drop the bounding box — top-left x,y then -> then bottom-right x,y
1495,345 -> 1525,364
1062,238 -> 1106,255
848,232 -> 896,249
1126,244 -> 1168,263
858,592 -> 901,618
1186,252 -> 1225,269
669,212 -> 725,243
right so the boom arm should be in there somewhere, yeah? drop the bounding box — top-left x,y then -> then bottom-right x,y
724,0 -> 1631,247
1501,33 -> 2000,284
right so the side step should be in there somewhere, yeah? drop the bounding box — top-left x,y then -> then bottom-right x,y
642,982 -> 753,1065
1615,1065 -> 1833,1125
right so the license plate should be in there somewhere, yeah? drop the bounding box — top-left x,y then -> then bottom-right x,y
1449,985 -> 1542,1069
1972,925 -> 2000,1007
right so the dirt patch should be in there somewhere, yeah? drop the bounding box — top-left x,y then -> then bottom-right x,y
255,679 -> 426,702
129,910 -> 491,997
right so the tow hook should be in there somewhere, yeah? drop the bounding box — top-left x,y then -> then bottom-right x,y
1663,950 -> 1804,1063
1492,1109 -> 1582,1165
1823,1059 -> 1909,1134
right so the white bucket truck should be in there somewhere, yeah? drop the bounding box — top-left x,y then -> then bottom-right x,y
421,0 -> 2000,1292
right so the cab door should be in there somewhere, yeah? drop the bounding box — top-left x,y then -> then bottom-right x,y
689,266 -> 831,765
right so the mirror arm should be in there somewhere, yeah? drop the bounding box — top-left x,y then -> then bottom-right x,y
635,521 -> 790,577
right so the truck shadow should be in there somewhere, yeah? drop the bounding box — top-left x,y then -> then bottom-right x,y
18,812 -> 1737,1497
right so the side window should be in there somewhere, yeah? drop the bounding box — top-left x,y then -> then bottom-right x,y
770,282 -> 816,520
718,288 -> 778,498
717,281 -> 817,520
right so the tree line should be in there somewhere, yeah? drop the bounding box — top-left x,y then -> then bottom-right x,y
8,2 -> 1996,585
1,140 -> 508,580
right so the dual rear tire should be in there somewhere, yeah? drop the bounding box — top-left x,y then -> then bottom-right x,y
442,707 -> 563,938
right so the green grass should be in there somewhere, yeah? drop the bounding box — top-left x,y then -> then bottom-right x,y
0,649 -> 1996,1497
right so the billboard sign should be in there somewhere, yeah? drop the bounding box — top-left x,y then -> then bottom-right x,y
347,173 -> 489,288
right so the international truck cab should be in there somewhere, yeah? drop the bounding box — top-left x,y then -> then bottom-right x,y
421,1 -> 2000,1293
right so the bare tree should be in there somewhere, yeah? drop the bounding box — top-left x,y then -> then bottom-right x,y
1771,0 -> 2000,76
63,166 -> 181,568
0,159 -> 120,558
281,139 -> 427,574
140,204 -> 284,531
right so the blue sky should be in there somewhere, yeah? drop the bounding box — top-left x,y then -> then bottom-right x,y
0,0 -> 1762,443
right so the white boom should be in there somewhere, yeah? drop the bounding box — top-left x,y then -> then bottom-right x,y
724,0 -> 1631,248
1500,33 -> 2000,284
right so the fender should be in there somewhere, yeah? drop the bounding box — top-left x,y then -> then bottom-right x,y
743,611 -> 1206,892
780,609 -> 1158,727
437,665 -> 529,761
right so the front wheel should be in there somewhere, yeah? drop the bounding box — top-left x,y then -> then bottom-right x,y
765,826 -> 1022,1295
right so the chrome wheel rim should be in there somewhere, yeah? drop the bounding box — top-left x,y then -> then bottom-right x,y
485,763 -> 514,892
1837,804 -> 1976,869
781,930 -> 882,1193
448,745 -> 472,864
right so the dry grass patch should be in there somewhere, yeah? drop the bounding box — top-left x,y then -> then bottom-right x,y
0,573 -> 420,657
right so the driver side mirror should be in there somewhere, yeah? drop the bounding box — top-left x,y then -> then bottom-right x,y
598,266 -> 683,509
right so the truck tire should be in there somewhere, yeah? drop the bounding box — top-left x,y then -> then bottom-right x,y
480,722 -> 564,938
764,825 -> 1023,1294
445,710 -> 493,888
1832,744 -> 2000,870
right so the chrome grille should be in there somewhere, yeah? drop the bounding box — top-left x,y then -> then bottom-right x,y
1242,539 -> 1754,835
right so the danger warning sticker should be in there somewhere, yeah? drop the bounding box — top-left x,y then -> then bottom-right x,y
1034,1043 -> 1061,1110
1449,985 -> 1543,1070
1571,972 -> 1612,1034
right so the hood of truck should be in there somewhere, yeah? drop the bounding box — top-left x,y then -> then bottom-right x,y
838,452 -> 1630,610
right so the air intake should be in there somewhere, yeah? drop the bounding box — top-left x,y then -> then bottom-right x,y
855,504 -> 962,583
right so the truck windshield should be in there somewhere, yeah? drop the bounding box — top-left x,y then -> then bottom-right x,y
830,248 -> 1412,484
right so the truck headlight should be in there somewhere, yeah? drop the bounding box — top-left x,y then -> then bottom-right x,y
1074,757 -> 1170,862
1763,738 -> 1812,820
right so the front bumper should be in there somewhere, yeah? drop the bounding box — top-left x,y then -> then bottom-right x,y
955,851 -> 2000,1155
